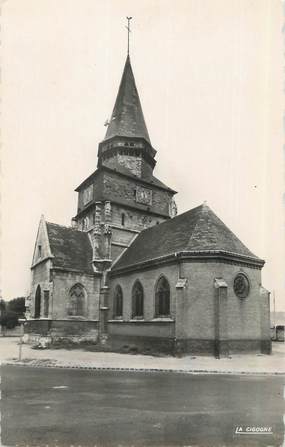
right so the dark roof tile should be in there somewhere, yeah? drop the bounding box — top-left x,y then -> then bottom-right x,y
46,222 -> 93,274
106,162 -> 176,192
104,56 -> 151,144
112,204 -> 262,271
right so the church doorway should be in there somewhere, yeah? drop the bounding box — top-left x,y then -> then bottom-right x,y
34,285 -> 41,318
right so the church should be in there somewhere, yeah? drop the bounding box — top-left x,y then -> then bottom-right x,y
25,43 -> 271,357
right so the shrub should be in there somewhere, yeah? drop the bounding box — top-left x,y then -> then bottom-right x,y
0,311 -> 18,329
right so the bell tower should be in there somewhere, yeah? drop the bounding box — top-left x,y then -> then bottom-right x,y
73,23 -> 177,263
98,54 -> 156,181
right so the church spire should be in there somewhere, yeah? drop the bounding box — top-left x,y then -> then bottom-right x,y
104,52 -> 151,145
98,20 -> 157,177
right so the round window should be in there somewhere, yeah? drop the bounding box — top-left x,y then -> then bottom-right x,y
233,273 -> 250,299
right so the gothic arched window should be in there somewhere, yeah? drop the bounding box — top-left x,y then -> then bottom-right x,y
68,284 -> 86,317
132,281 -> 144,318
113,285 -> 123,318
155,276 -> 170,317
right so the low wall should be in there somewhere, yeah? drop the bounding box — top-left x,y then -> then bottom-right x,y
25,319 -> 99,344
107,320 -> 175,354
228,339 -> 271,354
24,319 -> 271,355
175,338 -> 271,356
108,335 -> 176,354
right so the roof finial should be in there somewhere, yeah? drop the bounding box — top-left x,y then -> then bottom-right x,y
126,17 -> 132,56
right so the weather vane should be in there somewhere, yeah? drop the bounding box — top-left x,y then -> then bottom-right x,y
126,17 -> 132,55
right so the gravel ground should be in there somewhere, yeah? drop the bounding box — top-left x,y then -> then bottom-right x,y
0,337 -> 284,374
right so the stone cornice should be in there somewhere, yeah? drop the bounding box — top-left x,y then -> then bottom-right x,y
74,196 -> 171,220
51,266 -> 101,277
110,250 -> 265,277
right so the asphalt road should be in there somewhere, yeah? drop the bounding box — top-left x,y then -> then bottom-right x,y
1,366 -> 284,447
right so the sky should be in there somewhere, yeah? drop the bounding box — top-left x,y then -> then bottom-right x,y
1,0 -> 284,310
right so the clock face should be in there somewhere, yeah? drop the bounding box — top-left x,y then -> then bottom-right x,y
136,186 -> 152,205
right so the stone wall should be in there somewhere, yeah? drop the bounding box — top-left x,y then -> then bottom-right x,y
103,153 -> 154,179
107,334 -> 175,354
104,153 -> 141,177
25,319 -> 99,344
108,321 -> 175,337
30,259 -> 53,318
110,204 -> 165,263
111,204 -> 165,233
77,173 -> 103,214
76,201 -> 166,263
76,200 -> 166,235
103,171 -> 172,217
178,261 -> 270,354
51,270 -> 100,320
108,262 -> 181,353
109,259 -> 271,355
109,264 -> 179,321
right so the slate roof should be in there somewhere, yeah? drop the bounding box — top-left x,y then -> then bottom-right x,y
104,56 -> 151,145
75,164 -> 176,194
104,162 -> 176,192
112,204 -> 263,272
46,222 -> 93,274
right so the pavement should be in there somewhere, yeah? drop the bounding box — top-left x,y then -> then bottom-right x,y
0,337 -> 284,374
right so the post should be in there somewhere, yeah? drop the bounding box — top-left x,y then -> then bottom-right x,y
18,318 -> 26,361
273,290 -> 276,329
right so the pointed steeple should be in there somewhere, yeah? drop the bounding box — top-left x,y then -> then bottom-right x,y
104,56 -> 151,144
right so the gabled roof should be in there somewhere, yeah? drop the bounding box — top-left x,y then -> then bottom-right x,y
104,56 -> 151,144
46,222 -> 94,274
112,203 -> 264,273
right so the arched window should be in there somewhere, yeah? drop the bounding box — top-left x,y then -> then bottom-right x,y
34,285 -> 41,319
68,284 -> 86,317
113,285 -> 123,318
132,281 -> 144,318
155,276 -> 170,317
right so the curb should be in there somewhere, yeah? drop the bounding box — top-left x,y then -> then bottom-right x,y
2,361 -> 285,376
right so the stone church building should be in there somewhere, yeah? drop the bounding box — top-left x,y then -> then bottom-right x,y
26,53 -> 271,356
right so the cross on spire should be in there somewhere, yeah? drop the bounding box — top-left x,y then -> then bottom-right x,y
126,17 -> 132,55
